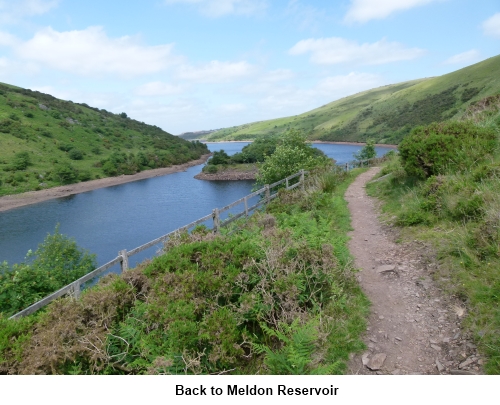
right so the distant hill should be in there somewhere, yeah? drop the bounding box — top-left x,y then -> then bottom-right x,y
206,54 -> 500,144
0,83 -> 208,196
178,130 -> 219,140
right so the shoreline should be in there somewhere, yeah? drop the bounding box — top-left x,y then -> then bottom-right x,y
312,140 -> 398,148
204,140 -> 398,148
0,154 -> 212,213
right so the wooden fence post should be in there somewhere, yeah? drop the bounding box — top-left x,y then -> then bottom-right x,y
286,177 -> 289,189
300,169 -> 305,191
72,280 -> 81,299
212,208 -> 220,233
244,196 -> 248,217
265,184 -> 270,203
119,249 -> 129,273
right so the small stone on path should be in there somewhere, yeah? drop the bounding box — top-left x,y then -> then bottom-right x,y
367,353 -> 387,371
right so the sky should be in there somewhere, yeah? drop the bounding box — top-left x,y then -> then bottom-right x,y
0,0 -> 499,135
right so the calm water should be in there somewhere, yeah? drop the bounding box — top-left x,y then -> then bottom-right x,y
0,142 -> 393,269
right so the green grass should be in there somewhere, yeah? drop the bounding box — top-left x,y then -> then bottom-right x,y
0,83 -> 208,196
0,168 -> 369,375
206,54 -> 500,144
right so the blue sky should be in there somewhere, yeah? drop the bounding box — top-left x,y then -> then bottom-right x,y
0,0 -> 499,134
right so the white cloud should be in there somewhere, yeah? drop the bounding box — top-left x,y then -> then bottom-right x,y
482,13 -> 500,38
0,0 -> 59,23
260,68 -> 295,82
0,31 -> 19,47
217,103 -> 246,113
15,27 -> 179,77
314,72 -> 383,97
176,60 -> 256,82
285,0 -> 326,32
344,0 -> 440,23
135,81 -> 185,96
443,49 -> 481,65
255,72 -> 385,116
289,37 -> 425,65
164,0 -> 267,17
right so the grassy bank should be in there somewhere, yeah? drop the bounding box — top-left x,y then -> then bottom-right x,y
0,168 -> 369,374
366,101 -> 500,373
0,83 -> 208,196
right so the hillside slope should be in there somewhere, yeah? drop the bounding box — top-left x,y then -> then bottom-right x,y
206,54 -> 500,144
0,83 -> 208,196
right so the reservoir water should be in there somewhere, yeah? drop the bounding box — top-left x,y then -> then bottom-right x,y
0,142 -> 393,269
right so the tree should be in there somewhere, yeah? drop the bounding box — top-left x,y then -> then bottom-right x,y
0,226 -> 96,316
353,139 -> 377,161
256,129 -> 330,186
209,150 -> 230,165
54,162 -> 78,184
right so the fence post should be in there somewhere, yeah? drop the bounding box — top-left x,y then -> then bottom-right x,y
265,184 -> 270,203
300,169 -> 305,191
212,208 -> 220,233
244,196 -> 248,217
119,249 -> 129,273
72,280 -> 81,299
286,177 -> 289,189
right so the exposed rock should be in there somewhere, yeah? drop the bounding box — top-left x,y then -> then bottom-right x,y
367,353 -> 387,371
377,264 -> 397,274
435,359 -> 445,372
38,103 -> 49,110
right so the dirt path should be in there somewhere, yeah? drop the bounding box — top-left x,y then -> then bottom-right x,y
346,167 -> 483,375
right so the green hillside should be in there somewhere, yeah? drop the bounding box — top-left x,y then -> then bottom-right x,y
0,83 -> 208,196
206,54 -> 500,144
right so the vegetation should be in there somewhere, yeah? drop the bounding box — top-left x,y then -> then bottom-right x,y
205,55 -> 500,144
0,82 -> 209,196
0,227 -> 96,317
353,139 -> 377,161
256,130 -> 331,186
0,166 -> 369,374
367,94 -> 500,373
203,131 -> 331,185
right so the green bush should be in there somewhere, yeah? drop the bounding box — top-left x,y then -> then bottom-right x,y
204,164 -> 218,174
54,162 -> 78,184
399,121 -> 497,178
68,149 -> 83,160
257,129 -> 330,186
209,150 -> 230,165
12,152 -> 31,170
353,139 -> 376,161
0,226 -> 96,317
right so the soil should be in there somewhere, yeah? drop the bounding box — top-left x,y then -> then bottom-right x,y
0,154 -> 212,213
194,166 -> 258,181
346,167 -> 483,375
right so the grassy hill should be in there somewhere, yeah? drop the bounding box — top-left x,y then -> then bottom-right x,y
0,83 -> 208,196
178,129 -> 218,140
206,54 -> 500,144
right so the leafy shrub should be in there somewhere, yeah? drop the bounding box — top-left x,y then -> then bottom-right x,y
209,150 -> 230,165
68,149 -> 83,160
12,152 -> 31,170
24,112 -> 34,118
353,139 -> 376,161
54,162 -> 78,184
58,144 -> 74,152
203,164 -> 218,174
0,227 -> 96,317
257,129 -> 330,186
399,121 -> 497,178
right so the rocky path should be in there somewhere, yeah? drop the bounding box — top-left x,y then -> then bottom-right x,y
346,167 -> 483,375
